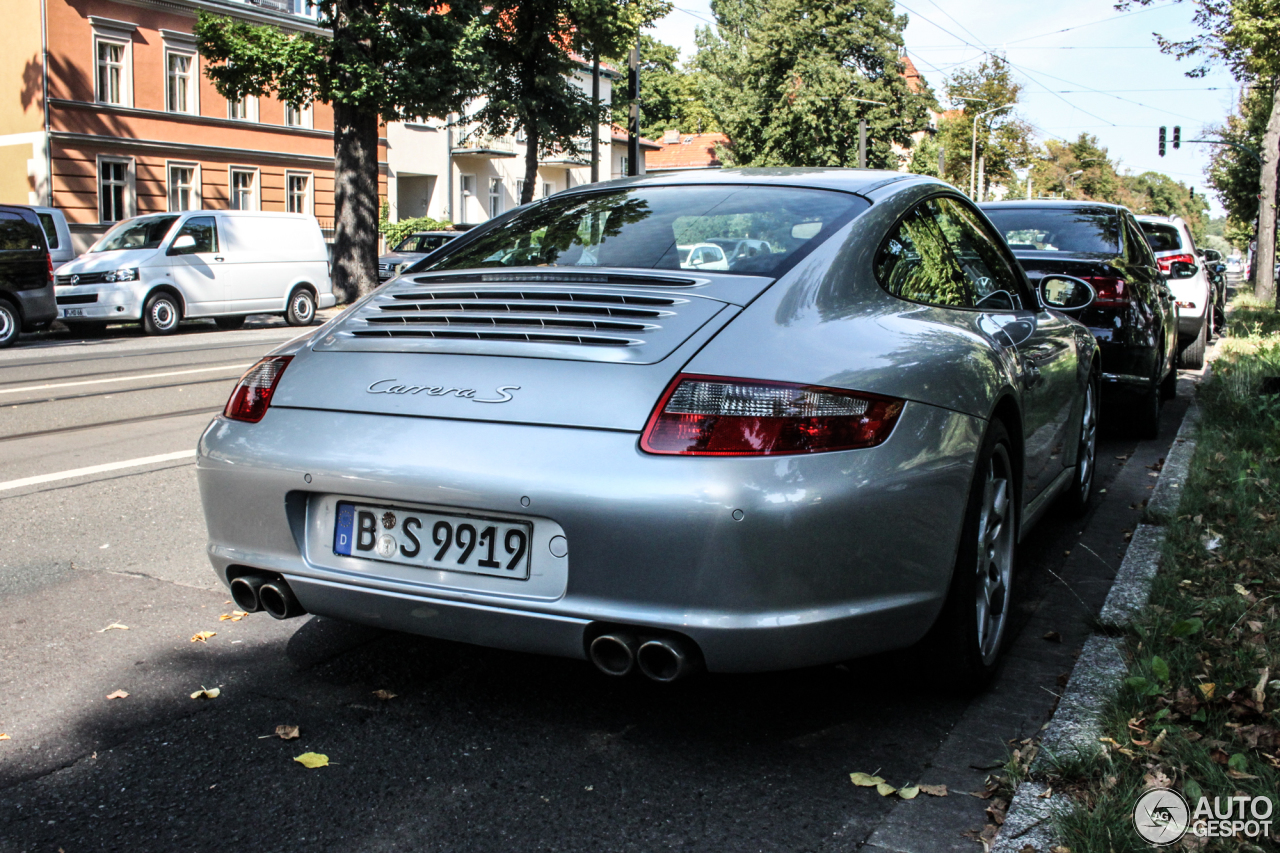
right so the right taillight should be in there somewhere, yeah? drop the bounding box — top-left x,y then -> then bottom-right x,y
224,356 -> 292,423
640,374 -> 904,456
1083,276 -> 1129,306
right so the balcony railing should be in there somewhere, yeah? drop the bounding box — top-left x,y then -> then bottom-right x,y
450,132 -> 517,157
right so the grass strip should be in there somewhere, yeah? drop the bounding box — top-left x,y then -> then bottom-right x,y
1045,294 -> 1280,852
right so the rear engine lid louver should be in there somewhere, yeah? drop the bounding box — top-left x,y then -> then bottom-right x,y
313,272 -> 730,365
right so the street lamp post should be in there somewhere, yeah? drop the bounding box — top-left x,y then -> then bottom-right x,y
970,104 -> 1011,200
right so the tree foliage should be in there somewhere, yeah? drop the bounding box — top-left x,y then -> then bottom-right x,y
608,36 -> 719,138
1206,82 -> 1273,247
696,0 -> 934,168
933,55 -> 1034,195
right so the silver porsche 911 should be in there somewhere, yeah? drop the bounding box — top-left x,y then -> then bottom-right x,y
197,169 -> 1100,686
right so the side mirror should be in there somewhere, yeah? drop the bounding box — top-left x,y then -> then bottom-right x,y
1169,260 -> 1198,279
170,234 -> 197,254
1212,263 -> 1227,274
1039,275 -> 1096,311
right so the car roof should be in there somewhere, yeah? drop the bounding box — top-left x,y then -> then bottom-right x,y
1134,213 -> 1184,226
980,199 -> 1128,212
406,231 -> 458,237
566,167 -> 939,196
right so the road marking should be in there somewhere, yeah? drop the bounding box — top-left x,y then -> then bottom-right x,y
0,450 -> 197,492
0,364 -> 251,395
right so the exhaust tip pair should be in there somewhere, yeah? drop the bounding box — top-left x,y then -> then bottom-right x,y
229,572 -> 306,620
588,631 -> 700,682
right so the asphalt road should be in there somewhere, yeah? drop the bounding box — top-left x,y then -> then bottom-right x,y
0,312 -> 1197,853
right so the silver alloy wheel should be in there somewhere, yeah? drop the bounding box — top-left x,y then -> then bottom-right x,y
974,445 -> 1014,666
0,304 -> 14,343
150,298 -> 178,331
291,291 -> 314,324
1076,379 -> 1097,500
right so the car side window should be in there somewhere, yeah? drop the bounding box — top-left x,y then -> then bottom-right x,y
1125,218 -> 1156,269
170,216 -> 218,255
0,212 -> 43,252
875,197 -> 1023,310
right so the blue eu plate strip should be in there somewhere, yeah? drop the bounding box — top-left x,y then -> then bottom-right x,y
334,502 -> 355,556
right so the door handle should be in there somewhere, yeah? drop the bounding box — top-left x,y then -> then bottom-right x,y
214,256 -> 225,262
1020,364 -> 1042,388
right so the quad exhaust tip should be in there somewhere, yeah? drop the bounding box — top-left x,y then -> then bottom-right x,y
228,571 -> 306,620
588,630 -> 701,682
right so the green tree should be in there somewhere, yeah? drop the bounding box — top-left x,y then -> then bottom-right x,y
1206,83 -> 1270,250
195,0 -> 483,301
1119,0 -> 1280,303
608,36 -> 719,138
1029,135 -> 1124,202
696,0 -> 934,169
1123,172 -> 1211,240
934,55 -> 1035,198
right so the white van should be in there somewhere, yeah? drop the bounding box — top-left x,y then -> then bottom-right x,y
53,211 -> 334,334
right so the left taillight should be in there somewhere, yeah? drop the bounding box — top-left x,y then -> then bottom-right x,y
46,254 -> 53,284
640,374 -> 904,456
224,356 -> 293,423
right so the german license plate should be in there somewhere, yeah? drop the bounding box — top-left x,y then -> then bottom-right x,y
333,501 -> 531,580
63,308 -> 84,317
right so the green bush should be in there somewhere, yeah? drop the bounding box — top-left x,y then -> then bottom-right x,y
378,201 -> 453,250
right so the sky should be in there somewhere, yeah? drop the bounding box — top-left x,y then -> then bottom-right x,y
648,0 -> 1242,216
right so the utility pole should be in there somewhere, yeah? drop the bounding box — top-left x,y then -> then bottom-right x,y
590,53 -> 600,183
1027,174 -> 1033,200
858,119 -> 867,169
970,104 -> 1010,199
977,155 -> 985,202
627,39 -> 640,177
937,146 -> 945,179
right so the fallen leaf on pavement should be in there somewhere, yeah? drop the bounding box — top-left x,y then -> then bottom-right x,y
0,733 -> 9,740
106,689 -> 129,700
918,784 -> 948,797
275,725 -> 300,740
372,689 -> 397,700
190,631 -> 216,643
219,611 -> 248,622
850,772 -> 885,787
876,782 -> 897,796
97,623 -> 129,632
190,686 -> 220,700
1199,683 -> 1216,700
294,752 -> 329,769
1037,787 -> 1053,799
897,785 -> 919,800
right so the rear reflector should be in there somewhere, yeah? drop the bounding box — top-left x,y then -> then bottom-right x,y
224,356 -> 292,423
640,374 -> 904,456
1083,276 -> 1129,306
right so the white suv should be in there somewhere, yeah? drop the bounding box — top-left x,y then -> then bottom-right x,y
1136,214 -> 1211,368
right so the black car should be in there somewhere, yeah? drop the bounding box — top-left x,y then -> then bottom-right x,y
980,201 -> 1180,438
0,204 -> 57,348
1200,247 -> 1228,334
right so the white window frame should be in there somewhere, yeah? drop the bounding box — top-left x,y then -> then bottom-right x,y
166,161 -> 201,212
516,179 -> 525,202
93,36 -> 131,107
284,102 -> 313,129
228,95 -> 259,122
228,167 -> 259,211
164,49 -> 198,115
542,182 -> 554,199
285,171 -> 313,214
488,177 -> 503,219
96,155 -> 135,224
460,174 -> 475,197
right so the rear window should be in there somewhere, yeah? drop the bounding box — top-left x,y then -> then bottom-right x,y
982,207 -> 1119,256
94,216 -> 180,252
426,185 -> 865,277
394,234 -> 451,253
37,213 -> 59,249
1139,221 -> 1183,253
0,212 -> 43,251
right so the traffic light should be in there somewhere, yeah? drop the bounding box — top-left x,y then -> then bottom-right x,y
1172,126 -> 1181,149
1189,186 -> 1195,200
1158,126 -> 1166,157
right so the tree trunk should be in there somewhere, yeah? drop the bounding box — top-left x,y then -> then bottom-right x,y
331,100 -> 380,303
1255,82 -> 1280,305
521,112 -> 539,205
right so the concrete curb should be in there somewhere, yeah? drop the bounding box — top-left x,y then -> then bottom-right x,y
991,399 -> 1201,853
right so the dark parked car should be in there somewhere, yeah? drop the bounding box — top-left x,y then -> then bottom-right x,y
378,231 -> 459,281
0,204 -> 57,348
1200,248 -> 1228,334
981,201 -> 1179,438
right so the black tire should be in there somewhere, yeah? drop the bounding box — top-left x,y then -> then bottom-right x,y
1160,364 -> 1178,401
285,288 -> 316,326
214,315 -> 247,331
919,420 -> 1017,689
0,300 -> 19,349
1062,371 -> 1099,517
1179,320 -> 1206,370
142,291 -> 181,335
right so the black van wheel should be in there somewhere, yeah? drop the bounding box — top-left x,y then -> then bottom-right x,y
143,292 -> 181,335
0,300 -> 18,348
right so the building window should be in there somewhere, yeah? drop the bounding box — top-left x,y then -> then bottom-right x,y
488,178 -> 503,218
230,168 -> 258,211
228,96 -> 257,122
167,163 -> 199,212
96,40 -> 127,105
516,179 -> 525,202
286,172 -> 312,214
98,158 -> 132,223
166,52 -> 195,114
542,182 -> 554,199
284,103 -> 312,128
460,174 -> 475,197
620,156 -> 628,177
